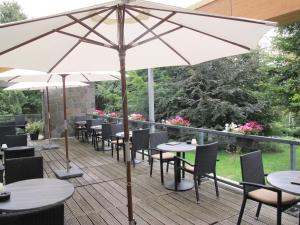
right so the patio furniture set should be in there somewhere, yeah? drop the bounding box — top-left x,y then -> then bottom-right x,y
0,118 -> 74,225
74,115 -> 300,225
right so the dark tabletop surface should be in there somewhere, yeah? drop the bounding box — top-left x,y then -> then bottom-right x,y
157,142 -> 196,152
267,171 -> 300,196
116,131 -> 132,138
4,146 -> 34,151
74,121 -> 86,125
0,178 -> 74,212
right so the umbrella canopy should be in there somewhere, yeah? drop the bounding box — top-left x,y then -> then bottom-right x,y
4,81 -> 89,90
0,69 -> 121,82
0,1 -> 276,223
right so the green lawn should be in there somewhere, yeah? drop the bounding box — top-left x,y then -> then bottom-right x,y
185,143 -> 300,182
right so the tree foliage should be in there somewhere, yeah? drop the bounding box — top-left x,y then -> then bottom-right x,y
0,1 -> 26,23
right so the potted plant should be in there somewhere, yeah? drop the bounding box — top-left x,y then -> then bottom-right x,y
25,121 -> 43,140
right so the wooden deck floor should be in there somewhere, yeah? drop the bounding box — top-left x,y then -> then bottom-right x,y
34,138 -> 298,225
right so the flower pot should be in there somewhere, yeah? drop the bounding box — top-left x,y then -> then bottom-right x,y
30,132 -> 39,141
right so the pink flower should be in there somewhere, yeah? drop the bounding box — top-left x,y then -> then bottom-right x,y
95,109 -> 105,116
239,121 -> 264,134
166,115 -> 190,126
129,113 -> 145,120
109,112 -> 118,118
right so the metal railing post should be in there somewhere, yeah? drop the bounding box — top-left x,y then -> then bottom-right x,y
290,144 -> 296,170
199,132 -> 204,145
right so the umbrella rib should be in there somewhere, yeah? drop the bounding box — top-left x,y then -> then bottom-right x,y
0,7 -> 113,57
127,12 -> 176,47
7,76 -> 20,82
129,7 -> 251,51
49,8 -> 117,73
67,14 -> 118,48
47,74 -> 53,83
81,73 -> 91,82
0,6 -> 113,29
126,9 -> 191,65
128,26 -> 182,49
127,5 -> 276,26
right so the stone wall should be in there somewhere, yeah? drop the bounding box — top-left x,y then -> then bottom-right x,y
43,83 -> 95,138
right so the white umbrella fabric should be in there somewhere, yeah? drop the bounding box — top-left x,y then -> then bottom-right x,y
4,81 -> 89,150
0,1 -> 276,223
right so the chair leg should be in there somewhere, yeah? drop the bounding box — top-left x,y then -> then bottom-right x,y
111,144 -> 114,157
213,172 -> 219,197
117,145 -> 120,161
150,158 -> 153,177
237,197 -> 247,225
142,150 -> 144,160
160,152 -> 164,184
194,177 -> 200,203
256,202 -> 262,218
166,162 -> 169,173
277,206 -> 282,225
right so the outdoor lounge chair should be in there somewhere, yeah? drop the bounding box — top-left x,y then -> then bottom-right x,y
237,150 -> 300,225
0,126 -> 16,146
149,131 -> 174,184
15,115 -> 26,130
5,156 -> 43,184
175,142 -> 219,203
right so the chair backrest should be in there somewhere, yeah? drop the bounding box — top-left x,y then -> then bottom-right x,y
74,115 -> 86,122
111,123 -> 124,136
132,129 -> 150,152
0,126 -> 16,145
4,147 -> 35,164
4,134 -> 27,148
240,150 -> 265,193
15,115 -> 26,126
149,131 -> 168,155
101,123 -> 112,140
0,121 -> 15,126
5,156 -> 43,184
194,142 -> 219,177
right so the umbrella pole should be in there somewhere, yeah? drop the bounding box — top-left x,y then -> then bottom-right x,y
118,3 -> 135,225
62,75 -> 70,172
46,86 -> 52,143
54,75 -> 83,179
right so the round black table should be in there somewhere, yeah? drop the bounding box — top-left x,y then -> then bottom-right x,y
267,171 -> 300,196
115,131 -> 132,138
0,178 -> 74,212
157,142 -> 196,191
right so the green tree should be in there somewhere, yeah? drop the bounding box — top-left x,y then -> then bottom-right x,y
0,1 -> 26,23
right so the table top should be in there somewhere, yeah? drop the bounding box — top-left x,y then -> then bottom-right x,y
4,146 -> 34,151
0,178 -> 74,212
74,121 -> 86,125
157,142 -> 196,152
116,131 -> 132,138
267,171 -> 300,196
91,125 -> 102,130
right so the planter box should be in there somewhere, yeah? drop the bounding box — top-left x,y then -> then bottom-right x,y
30,132 -> 39,141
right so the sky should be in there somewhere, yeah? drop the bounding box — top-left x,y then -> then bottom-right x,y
2,0 -> 201,18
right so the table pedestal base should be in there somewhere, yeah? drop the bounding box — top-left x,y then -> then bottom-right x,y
41,144 -> 60,150
164,179 -> 194,191
54,167 -> 83,179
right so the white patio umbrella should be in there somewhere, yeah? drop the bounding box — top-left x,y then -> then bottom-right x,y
0,1 -> 276,223
0,69 -> 121,179
4,81 -> 89,150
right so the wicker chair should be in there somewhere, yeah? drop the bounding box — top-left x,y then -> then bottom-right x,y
97,123 -> 112,151
4,134 -> 27,148
73,115 -> 86,139
4,147 -> 35,165
0,126 -> 16,146
0,204 -> 64,225
5,156 -> 43,184
149,131 -> 174,184
110,123 -> 124,161
176,142 -> 219,203
81,119 -> 102,143
237,150 -> 300,225
15,115 -> 26,130
131,129 -> 150,166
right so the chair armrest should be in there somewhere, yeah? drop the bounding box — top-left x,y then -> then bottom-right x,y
264,174 -> 268,177
240,182 -> 280,193
174,156 -> 194,166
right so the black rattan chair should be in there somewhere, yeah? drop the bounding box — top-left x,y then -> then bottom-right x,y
0,204 -> 64,225
74,115 -> 86,139
15,115 -> 26,130
237,150 -> 299,225
110,123 -> 124,161
4,134 -> 27,148
81,119 -> 102,143
5,156 -> 43,184
176,142 -> 219,203
0,126 -> 16,146
149,131 -> 174,184
4,147 -> 35,164
97,123 -> 112,151
131,129 -> 150,166
0,121 -> 15,126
